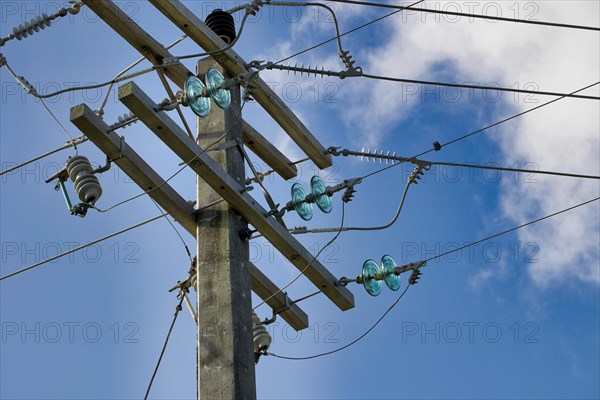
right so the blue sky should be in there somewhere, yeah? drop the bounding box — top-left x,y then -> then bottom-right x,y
1,1 -> 599,399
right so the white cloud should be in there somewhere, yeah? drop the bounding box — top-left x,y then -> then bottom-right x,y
254,1 -> 599,287
334,1 -> 600,286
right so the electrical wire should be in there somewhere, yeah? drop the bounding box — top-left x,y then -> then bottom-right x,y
150,198 -> 193,263
253,201 -> 346,310
266,2 -> 346,59
21,66 -> 159,99
0,0 -> 417,102
424,196 -> 600,263
305,91 -> 599,236
268,284 -> 411,360
2,36 -> 182,104
414,82 -> 600,158
272,0 -> 425,66
39,98 -> 79,153
98,34 -> 188,116
359,73 -> 600,100
237,139 -> 287,227
0,136 -> 87,177
246,157 -> 310,185
265,1 -> 599,101
291,168 -> 415,235
296,145 -> 599,237
2,59 -> 81,152
263,289 -> 322,320
360,81 -> 600,180
326,0 -> 600,32
2,5 -> 252,101
427,160 -> 599,180
339,170 -> 412,231
269,196 -> 600,361
150,53 -> 195,140
0,213 -> 166,281
356,154 -> 600,181
143,293 -> 186,400
0,88 -> 159,178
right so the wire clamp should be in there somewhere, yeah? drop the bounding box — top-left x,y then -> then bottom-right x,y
410,158 -> 432,171
245,0 -> 264,16
338,50 -> 363,79
408,164 -> 427,184
393,260 -> 427,277
408,269 -> 423,285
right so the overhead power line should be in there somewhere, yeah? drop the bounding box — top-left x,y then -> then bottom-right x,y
414,82 -> 600,158
144,293 -> 186,400
266,1 -> 347,61
268,285 -> 411,360
1,54 -> 161,99
263,63 -> 599,100
360,73 -> 600,100
327,0 -> 600,31
39,98 -> 79,151
150,199 -> 193,263
0,136 -> 87,177
425,196 -> 600,263
358,81 -> 600,180
98,34 -> 188,116
0,214 -> 166,281
253,201 -> 347,310
268,196 -> 599,361
351,151 -> 600,181
293,146 -> 599,237
273,0 -> 425,65
427,160 -> 600,180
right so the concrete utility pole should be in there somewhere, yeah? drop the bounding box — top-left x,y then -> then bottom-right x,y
72,3 -> 355,399
196,59 -> 256,400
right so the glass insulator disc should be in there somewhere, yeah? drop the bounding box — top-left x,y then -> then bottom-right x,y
311,175 -> 332,214
291,183 -> 313,221
206,67 -> 231,109
381,254 -> 400,291
362,259 -> 382,297
185,76 -> 211,118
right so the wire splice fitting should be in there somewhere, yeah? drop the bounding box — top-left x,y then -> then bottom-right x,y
408,269 -> 422,285
409,165 -> 427,184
